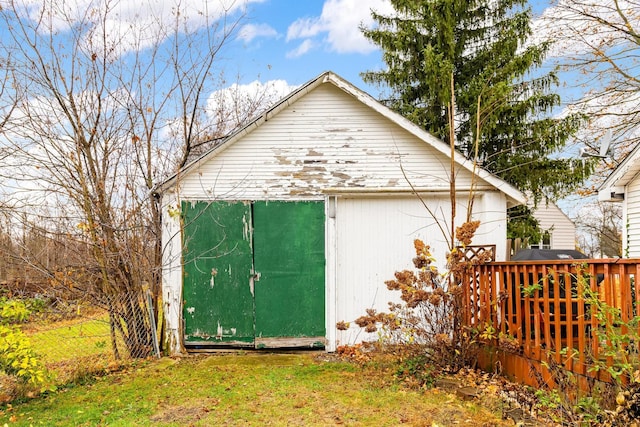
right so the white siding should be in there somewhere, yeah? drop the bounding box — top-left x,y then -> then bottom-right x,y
531,202 -> 576,249
331,193 -> 506,349
626,173 -> 640,257
160,75 -> 517,354
174,84 -> 494,200
160,192 -> 184,354
477,191 -> 509,261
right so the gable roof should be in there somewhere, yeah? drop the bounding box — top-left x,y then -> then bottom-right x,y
598,142 -> 640,201
156,71 -> 526,205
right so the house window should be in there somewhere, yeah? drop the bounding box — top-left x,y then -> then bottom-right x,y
531,231 -> 552,250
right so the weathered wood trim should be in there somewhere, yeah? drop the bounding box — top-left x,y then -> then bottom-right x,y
326,196 -> 338,352
322,188 -> 492,195
255,337 -> 326,349
160,191 -> 185,355
184,340 -> 255,348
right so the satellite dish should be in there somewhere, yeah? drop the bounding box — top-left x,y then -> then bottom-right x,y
579,147 -> 590,158
579,130 -> 613,159
599,129 -> 612,158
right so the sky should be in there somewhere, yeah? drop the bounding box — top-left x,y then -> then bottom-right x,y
228,0 -> 392,93
0,0 -> 569,116
0,0 -> 628,222
225,0 -> 552,97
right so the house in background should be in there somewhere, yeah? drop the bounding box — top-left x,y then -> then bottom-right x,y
529,201 -> 577,250
157,71 -> 526,355
599,142 -> 640,257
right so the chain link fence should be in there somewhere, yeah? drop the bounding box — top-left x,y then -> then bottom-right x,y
11,286 -> 161,385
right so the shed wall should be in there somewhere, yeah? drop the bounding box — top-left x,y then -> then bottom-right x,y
161,192 -> 183,353
330,192 -> 508,349
160,77 -> 516,354
173,84 -> 493,200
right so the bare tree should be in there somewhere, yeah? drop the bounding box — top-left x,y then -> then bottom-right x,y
0,0 -> 247,357
575,201 -> 622,257
541,0 -> 640,183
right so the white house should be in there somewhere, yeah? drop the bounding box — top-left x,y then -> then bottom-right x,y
599,143 -> 640,257
530,201 -> 576,250
156,71 -> 526,354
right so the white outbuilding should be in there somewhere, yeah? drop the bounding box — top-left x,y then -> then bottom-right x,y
157,71 -> 526,354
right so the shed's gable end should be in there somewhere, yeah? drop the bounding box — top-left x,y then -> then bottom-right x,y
175,83 -> 494,199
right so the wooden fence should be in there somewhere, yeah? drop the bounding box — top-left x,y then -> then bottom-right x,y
463,258 -> 640,390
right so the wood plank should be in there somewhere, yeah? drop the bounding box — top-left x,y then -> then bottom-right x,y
470,259 -> 640,392
255,337 -> 326,349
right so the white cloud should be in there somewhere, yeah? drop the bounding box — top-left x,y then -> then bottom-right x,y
286,39 -> 315,58
238,23 -> 278,42
286,17 -> 324,40
3,0 -> 264,54
207,79 -> 299,134
286,0 -> 394,55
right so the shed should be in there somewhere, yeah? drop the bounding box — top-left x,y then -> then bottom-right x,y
157,71 -> 526,354
599,142 -> 640,257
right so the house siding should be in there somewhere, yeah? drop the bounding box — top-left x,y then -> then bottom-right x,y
626,173 -> 640,257
173,84 -> 493,200
531,202 -> 576,249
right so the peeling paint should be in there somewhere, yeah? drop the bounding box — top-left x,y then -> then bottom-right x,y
210,268 -> 218,288
288,189 -> 317,196
186,306 -> 195,315
274,155 -> 292,165
299,165 -> 327,173
216,321 -> 223,340
242,213 -> 250,241
190,329 -> 211,340
332,172 -> 351,180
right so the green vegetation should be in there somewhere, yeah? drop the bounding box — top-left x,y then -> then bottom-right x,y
0,299 -> 46,387
0,353 -> 512,426
362,0 -> 592,202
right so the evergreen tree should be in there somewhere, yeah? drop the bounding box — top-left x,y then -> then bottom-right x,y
362,0 -> 592,202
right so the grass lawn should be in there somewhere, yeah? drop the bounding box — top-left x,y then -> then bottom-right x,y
0,352 -> 513,426
26,315 -> 114,364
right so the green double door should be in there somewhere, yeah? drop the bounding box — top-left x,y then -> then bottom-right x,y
181,200 -> 325,348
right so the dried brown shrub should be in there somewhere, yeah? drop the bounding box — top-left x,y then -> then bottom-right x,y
338,222 -> 487,373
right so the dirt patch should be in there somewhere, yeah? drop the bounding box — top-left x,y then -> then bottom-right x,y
149,398 -> 220,424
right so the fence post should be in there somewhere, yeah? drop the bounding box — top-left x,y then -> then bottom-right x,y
146,289 -> 161,358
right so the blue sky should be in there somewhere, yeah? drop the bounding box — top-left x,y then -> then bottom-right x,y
225,0 -> 553,96
227,0 -> 391,94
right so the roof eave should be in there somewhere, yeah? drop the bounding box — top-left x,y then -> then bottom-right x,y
155,71 -> 528,206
